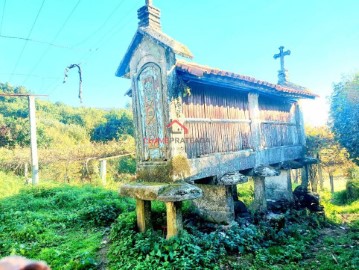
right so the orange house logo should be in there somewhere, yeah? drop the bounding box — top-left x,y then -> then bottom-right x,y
166,120 -> 189,135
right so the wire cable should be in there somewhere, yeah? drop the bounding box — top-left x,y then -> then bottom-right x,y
0,0 -> 6,35
22,0 -> 82,85
9,0 -> 46,81
71,0 -> 125,48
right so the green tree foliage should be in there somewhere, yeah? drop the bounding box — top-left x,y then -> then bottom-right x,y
91,110 -> 134,142
330,73 -> 359,166
118,156 -> 136,174
306,126 -> 354,192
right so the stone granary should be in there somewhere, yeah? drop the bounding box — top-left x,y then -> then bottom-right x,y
117,0 -> 317,238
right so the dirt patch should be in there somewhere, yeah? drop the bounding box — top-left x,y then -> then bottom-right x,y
98,228 -> 111,270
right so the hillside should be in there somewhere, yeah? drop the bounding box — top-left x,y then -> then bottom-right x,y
0,82 -> 135,182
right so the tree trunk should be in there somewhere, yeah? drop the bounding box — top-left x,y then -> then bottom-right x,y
329,173 -> 334,193
318,164 -> 324,191
292,169 -> 300,184
301,165 -> 309,190
309,164 -> 319,193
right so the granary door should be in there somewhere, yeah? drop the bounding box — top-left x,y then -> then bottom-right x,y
137,63 -> 166,161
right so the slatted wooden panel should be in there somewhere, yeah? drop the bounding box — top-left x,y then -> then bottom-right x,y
182,85 -> 251,158
258,96 -> 297,148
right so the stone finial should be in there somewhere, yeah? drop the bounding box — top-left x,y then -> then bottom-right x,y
138,0 -> 161,30
273,46 -> 291,85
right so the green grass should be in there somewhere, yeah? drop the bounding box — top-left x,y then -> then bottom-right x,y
0,172 -> 134,269
0,172 -> 358,269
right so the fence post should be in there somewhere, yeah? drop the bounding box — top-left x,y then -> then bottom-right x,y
100,160 -> 107,185
28,96 -> 39,185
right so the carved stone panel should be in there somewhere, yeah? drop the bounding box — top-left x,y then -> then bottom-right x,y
137,63 -> 166,161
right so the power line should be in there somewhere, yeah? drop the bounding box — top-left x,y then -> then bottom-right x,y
71,0 -> 125,48
9,0 -> 46,82
46,0 -> 140,98
0,34 -> 92,51
22,0 -> 82,85
77,0 -> 141,66
0,0 -> 6,35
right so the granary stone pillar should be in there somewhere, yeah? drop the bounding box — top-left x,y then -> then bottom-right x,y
192,172 -> 248,223
265,170 -> 293,203
136,199 -> 152,232
252,176 -> 267,212
251,166 -> 280,212
193,184 -> 235,224
166,201 -> 183,239
295,101 -> 306,147
248,93 -> 261,151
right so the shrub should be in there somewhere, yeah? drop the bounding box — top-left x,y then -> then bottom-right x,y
118,156 -> 136,174
346,178 -> 359,202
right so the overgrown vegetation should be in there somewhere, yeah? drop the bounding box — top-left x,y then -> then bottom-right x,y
0,173 -> 134,269
1,172 -> 358,269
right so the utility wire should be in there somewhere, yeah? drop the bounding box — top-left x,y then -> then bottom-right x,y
77,0 -> 140,66
0,0 -> 6,35
22,0 -> 82,85
71,0 -> 125,48
0,34 -> 92,51
46,0 -> 141,99
9,0 -> 46,81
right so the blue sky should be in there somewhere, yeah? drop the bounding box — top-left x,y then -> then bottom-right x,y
1,0 -> 358,126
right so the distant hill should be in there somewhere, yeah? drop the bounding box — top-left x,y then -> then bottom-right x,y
0,82 -> 133,148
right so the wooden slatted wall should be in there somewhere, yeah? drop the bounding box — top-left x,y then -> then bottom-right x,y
182,85 -> 251,158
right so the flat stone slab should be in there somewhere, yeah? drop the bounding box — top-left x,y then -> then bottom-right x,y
120,181 -> 202,202
300,156 -> 318,165
280,160 -> 303,170
253,165 -> 280,177
217,171 -> 248,185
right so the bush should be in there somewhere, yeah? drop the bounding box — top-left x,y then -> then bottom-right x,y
118,156 -> 136,174
346,178 -> 359,202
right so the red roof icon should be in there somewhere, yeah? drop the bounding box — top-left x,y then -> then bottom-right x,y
166,120 -> 189,134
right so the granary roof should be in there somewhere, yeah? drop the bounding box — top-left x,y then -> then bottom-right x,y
115,27 -> 193,78
176,60 -> 317,99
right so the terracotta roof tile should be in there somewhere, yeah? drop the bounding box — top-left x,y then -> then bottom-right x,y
176,60 -> 317,99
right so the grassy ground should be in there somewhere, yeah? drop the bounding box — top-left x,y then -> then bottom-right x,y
0,172 -> 358,269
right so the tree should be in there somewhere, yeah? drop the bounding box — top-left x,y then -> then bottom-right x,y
330,73 -> 359,166
91,110 -> 134,142
306,126 -> 353,193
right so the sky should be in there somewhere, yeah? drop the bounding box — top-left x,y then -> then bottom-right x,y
1,0 -> 358,126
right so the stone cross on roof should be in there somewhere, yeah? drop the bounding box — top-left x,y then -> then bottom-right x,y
273,46 -> 291,73
273,46 -> 291,84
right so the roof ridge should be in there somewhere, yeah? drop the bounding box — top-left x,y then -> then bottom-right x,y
175,59 -> 318,99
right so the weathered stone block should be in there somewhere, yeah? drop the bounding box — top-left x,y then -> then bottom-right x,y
265,170 -> 293,202
217,171 -> 248,185
192,184 -> 234,224
119,181 -> 202,202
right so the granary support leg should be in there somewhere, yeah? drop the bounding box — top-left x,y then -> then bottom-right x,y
253,176 -> 267,212
166,201 -> 183,239
136,199 -> 152,232
301,165 -> 309,190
